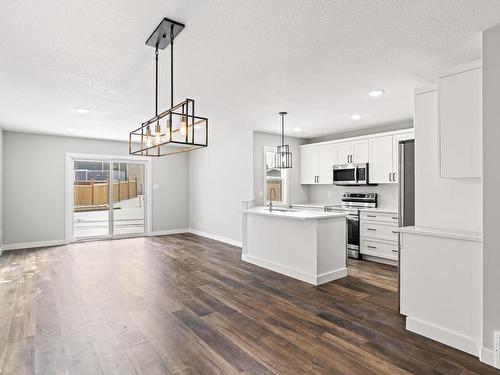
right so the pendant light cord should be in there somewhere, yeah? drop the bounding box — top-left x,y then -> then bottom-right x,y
155,44 -> 159,118
170,25 -> 174,108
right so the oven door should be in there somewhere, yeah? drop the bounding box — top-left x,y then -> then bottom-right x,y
346,214 -> 360,258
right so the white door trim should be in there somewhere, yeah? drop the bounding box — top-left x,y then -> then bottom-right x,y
65,152 -> 153,243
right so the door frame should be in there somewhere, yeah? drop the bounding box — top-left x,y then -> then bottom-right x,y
65,152 -> 153,243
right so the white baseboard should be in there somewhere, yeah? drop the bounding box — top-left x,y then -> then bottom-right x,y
242,254 -> 346,286
362,254 -> 397,266
2,239 -> 67,251
406,316 -> 479,356
480,346 -> 498,368
317,268 -> 348,284
481,330 -> 500,369
149,228 -> 189,236
188,229 -> 242,248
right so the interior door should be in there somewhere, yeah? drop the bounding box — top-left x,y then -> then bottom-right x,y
335,142 -> 352,164
369,136 -> 393,183
73,160 -> 111,239
300,146 -> 318,184
318,144 -> 335,184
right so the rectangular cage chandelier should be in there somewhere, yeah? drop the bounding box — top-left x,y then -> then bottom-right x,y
129,18 -> 208,157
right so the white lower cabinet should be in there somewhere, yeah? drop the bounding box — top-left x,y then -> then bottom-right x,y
360,211 -> 399,262
360,238 -> 399,261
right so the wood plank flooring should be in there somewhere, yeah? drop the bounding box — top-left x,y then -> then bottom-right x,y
0,233 -> 497,374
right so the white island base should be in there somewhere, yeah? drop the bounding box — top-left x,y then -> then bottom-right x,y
242,207 -> 347,285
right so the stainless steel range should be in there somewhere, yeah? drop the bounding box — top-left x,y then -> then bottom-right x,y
327,192 -> 377,259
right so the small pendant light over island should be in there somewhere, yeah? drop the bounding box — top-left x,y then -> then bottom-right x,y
275,111 -> 292,169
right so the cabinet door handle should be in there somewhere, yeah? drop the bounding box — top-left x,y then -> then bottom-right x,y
367,228 -> 376,231
392,172 -> 396,181
392,217 -> 398,220
392,231 -> 398,234
389,172 -> 392,182
392,249 -> 399,253
367,245 -> 377,249
367,215 -> 376,218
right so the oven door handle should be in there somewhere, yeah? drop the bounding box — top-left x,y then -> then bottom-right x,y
354,165 -> 358,184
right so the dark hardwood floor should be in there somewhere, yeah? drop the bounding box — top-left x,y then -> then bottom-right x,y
0,233 -> 497,374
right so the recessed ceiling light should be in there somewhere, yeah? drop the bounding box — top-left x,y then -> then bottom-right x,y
75,108 -> 90,114
66,128 -> 77,133
351,114 -> 363,120
368,89 -> 385,97
293,127 -> 302,132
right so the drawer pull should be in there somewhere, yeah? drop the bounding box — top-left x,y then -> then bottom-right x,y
367,245 -> 377,249
392,249 -> 399,253
367,215 -> 377,218
392,231 -> 398,234
367,228 -> 376,231
392,217 -> 398,220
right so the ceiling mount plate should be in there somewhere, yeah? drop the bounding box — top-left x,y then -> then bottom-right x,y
146,17 -> 185,50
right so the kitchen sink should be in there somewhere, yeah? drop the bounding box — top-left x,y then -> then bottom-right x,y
270,208 -> 298,212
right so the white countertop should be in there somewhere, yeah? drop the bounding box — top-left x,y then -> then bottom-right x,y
244,206 -> 346,221
395,226 -> 482,242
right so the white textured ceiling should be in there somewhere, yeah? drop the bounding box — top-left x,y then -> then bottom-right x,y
1,0 -> 500,140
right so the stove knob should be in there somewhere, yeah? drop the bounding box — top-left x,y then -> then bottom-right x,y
342,193 -> 347,197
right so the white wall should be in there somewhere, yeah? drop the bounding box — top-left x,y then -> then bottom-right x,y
253,131 -> 309,206
189,125 -> 253,245
0,129 -> 3,249
308,184 -> 398,209
307,120 -> 413,144
482,24 -> 500,353
2,131 -> 189,245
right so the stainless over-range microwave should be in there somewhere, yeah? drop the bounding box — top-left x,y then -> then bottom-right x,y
333,163 -> 369,185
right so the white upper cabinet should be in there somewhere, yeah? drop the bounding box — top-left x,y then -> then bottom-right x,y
300,130 -> 414,185
300,146 -> 319,184
369,136 -> 394,184
369,132 -> 414,184
351,139 -> 369,163
318,144 -> 335,184
335,141 -> 352,164
334,139 -> 369,164
438,64 -> 482,178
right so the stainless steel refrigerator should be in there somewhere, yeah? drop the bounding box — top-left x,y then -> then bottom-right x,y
398,139 -> 415,310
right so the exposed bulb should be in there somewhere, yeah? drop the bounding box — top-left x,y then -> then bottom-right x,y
164,119 -> 171,142
154,123 -> 162,145
180,116 -> 187,137
146,127 -> 153,147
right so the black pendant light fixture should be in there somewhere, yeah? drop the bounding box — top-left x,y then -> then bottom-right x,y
129,18 -> 208,156
275,112 -> 292,169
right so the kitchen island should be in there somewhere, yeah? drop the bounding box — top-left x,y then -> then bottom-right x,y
241,206 -> 347,285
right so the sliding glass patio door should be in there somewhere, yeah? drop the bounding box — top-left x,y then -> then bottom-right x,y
72,158 -> 147,241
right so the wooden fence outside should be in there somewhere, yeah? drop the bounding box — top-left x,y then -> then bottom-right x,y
74,179 -> 138,207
